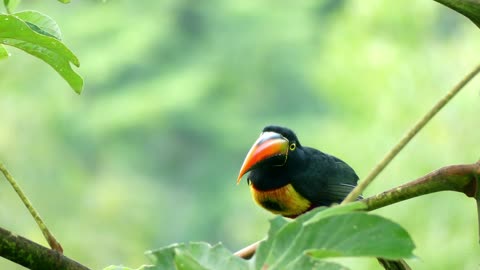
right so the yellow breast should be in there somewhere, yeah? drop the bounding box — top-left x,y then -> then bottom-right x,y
249,183 -> 311,217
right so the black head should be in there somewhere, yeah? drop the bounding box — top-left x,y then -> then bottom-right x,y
262,125 -> 302,148
237,125 -> 305,183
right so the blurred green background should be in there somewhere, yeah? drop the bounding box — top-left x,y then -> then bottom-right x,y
1,1 -> 479,269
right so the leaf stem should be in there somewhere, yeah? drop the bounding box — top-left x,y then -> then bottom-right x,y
342,64 -> 480,204
0,163 -> 63,253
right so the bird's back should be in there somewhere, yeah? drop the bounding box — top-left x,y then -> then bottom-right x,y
290,147 -> 359,206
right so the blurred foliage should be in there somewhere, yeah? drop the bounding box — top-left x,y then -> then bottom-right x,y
0,0 -> 479,270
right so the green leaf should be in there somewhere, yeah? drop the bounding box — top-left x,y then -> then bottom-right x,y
57,0 -> 71,3
287,256 -> 349,270
254,203 -> 366,269
14,11 -> 62,40
144,205 -> 412,270
147,242 -> 249,270
304,201 -> 367,225
146,243 -> 176,270
0,14 -> 83,93
435,0 -> 480,28
252,216 -> 288,269
102,266 -> 152,270
3,0 -> 20,14
0,44 -> 9,59
262,212 -> 415,269
174,248 -> 209,270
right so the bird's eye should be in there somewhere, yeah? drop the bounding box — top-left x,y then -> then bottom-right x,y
289,143 -> 296,151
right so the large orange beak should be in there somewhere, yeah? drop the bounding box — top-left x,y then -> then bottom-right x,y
237,131 -> 289,184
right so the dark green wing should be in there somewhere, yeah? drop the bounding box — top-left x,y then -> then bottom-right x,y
291,147 -> 360,206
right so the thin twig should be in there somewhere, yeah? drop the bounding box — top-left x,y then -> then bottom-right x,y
0,163 -> 63,253
341,63 -> 480,204
234,240 -> 260,259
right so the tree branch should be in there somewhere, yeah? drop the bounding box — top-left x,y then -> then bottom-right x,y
0,226 -> 91,270
364,161 -> 479,211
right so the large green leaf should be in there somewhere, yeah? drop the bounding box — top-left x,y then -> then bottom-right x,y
146,244 -> 175,270
14,10 -> 62,40
146,242 -> 249,270
102,266 -> 151,270
0,44 -> 9,59
173,248 -> 209,270
0,14 -> 83,93
303,201 -> 367,225
435,0 -> 480,28
261,212 -> 415,269
286,256 -> 349,270
132,204 -> 413,270
251,216 -> 288,269
254,203 -> 366,269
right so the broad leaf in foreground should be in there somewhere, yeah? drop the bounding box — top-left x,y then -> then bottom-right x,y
254,203 -> 366,269
103,266 -> 151,270
255,204 -> 414,270
286,256 -> 349,270
146,242 -> 249,270
0,44 -> 9,59
111,203 -> 413,270
0,14 -> 83,93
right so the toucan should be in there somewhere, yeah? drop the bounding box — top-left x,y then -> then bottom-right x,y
236,127 -> 411,269
237,125 -> 360,218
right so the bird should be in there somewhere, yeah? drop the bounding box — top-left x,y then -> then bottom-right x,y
236,125 -> 360,218
236,127 -> 411,269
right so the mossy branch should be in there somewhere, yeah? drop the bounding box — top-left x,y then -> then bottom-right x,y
364,161 -> 480,211
0,226 -> 90,270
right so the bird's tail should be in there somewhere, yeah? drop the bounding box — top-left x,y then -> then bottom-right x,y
338,183 -> 363,201
378,258 -> 411,270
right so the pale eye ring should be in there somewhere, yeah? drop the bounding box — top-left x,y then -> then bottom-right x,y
289,143 -> 296,151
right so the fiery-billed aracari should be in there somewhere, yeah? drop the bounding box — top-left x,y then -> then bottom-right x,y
237,125 -> 360,218
236,126 -> 410,268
